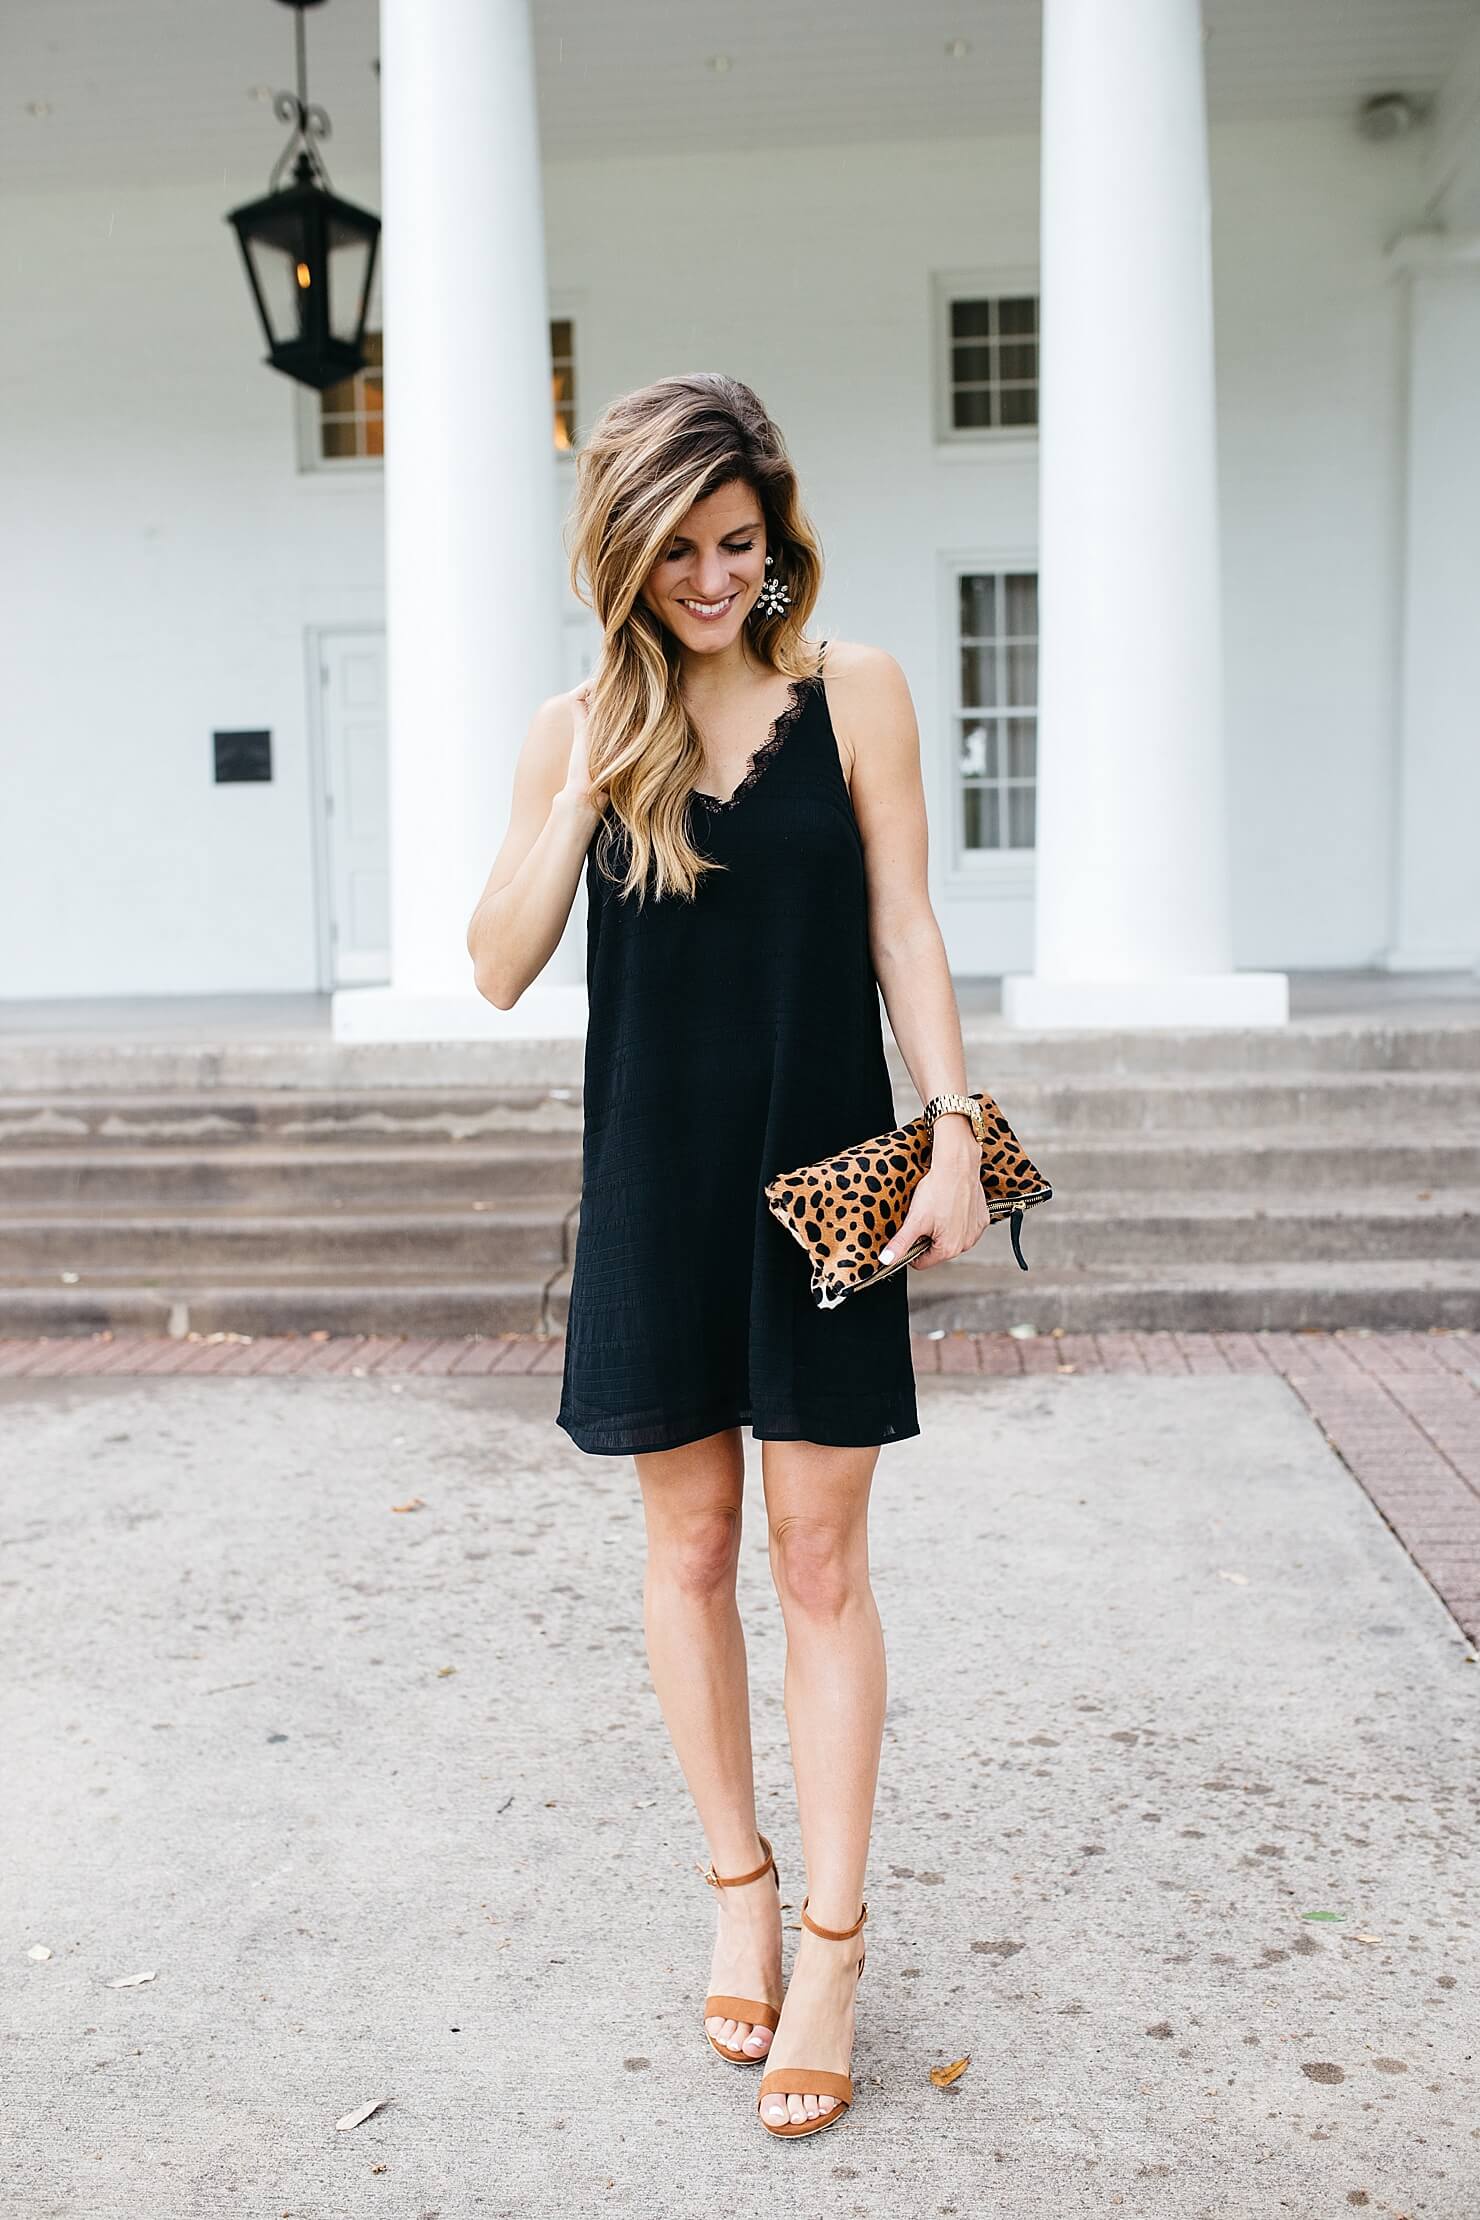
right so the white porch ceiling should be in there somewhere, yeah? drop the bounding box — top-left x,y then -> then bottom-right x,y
1,0 -> 1476,193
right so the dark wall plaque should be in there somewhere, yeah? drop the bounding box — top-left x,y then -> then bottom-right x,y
213,730 -> 273,783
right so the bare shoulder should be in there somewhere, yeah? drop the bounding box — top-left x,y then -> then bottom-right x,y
526,684 -> 581,755
821,637 -> 905,687
818,639 -> 917,789
510,684 -> 584,792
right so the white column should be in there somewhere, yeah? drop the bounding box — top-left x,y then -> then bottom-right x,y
335,0 -> 582,1041
1002,0 -> 1287,1028
1383,233 -> 1480,973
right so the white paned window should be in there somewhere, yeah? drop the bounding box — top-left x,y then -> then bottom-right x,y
931,272 -> 1040,447
956,571 -> 1038,853
948,295 -> 1038,431
298,319 -> 577,469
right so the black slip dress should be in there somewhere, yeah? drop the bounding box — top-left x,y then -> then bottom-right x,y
555,640 -> 921,1457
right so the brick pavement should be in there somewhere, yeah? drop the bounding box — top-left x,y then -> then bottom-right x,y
3,1325 -> 1476,1650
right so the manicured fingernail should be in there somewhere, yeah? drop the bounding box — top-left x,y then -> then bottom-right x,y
880,1247 -> 893,1263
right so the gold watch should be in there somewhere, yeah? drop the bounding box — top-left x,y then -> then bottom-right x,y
923,1092 -> 988,1144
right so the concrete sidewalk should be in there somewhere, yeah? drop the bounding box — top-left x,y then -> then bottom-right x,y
3,1367 -> 1476,2219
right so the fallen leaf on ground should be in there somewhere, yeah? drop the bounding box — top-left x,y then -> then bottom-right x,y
335,2096 -> 389,2132
929,2055 -> 971,2087
1217,1570 -> 1249,1585
27,1945 -> 52,1961
106,1970 -> 157,1988
391,1497 -> 425,1514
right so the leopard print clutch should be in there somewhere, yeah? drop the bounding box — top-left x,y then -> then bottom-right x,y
763,1090 -> 1053,1312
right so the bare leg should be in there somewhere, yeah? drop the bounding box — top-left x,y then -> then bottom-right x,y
634,1427 -> 781,2060
757,1438 -> 884,2127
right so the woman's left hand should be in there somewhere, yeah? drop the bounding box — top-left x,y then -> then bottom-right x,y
880,1138 -> 990,1273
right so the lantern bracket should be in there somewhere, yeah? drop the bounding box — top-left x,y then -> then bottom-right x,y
269,0 -> 335,195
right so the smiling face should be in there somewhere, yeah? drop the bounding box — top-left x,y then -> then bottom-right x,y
639,478 -> 768,654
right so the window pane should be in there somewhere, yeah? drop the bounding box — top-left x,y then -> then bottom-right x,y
998,384 -> 1038,428
997,296 -> 1036,336
999,341 -> 1036,382
1005,642 -> 1037,705
1007,786 -> 1036,848
959,723 -> 1001,780
962,784 -> 1003,850
950,298 -> 992,339
322,416 -> 358,460
959,573 -> 997,640
958,721 -> 990,779
960,645 -> 998,709
952,386 -> 994,430
1003,573 -> 1038,634
959,724 -> 1001,781
951,342 -> 995,384
1006,718 -> 1036,779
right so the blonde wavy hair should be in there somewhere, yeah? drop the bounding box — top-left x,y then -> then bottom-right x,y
565,372 -> 825,904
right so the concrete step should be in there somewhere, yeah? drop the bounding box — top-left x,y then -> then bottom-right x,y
541,1257 -> 1480,1336
1,1070 -> 1477,1150
7,1189 -> 1467,1282
0,1141 -> 584,1208
4,1013 -> 1479,1093
1016,1132 -> 1480,1192
899,1193 -> 1480,1267
978,1071 -> 1480,1134
0,1199 -> 576,1274
899,1258 -> 1480,1334
3,1130 -> 1476,1206
555,1190 -> 1477,1267
0,1271 -> 554,1339
0,1086 -> 584,1150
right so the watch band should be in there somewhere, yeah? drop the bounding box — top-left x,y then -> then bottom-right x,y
923,1092 -> 988,1144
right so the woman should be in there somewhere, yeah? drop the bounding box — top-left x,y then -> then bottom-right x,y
466,373 -> 990,2139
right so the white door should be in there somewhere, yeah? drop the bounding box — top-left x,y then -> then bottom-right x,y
319,629 -> 389,985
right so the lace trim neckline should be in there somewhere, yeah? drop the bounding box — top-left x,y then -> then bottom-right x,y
689,645 -> 828,813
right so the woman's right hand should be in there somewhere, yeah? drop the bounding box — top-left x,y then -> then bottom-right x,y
561,684 -> 606,814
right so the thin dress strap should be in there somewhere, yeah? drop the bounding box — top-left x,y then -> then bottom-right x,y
817,637 -> 829,674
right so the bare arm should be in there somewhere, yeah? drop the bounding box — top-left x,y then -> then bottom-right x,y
829,642 -> 989,1270
465,686 -> 603,1010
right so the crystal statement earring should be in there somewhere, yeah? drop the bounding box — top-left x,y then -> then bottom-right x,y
752,551 -> 791,620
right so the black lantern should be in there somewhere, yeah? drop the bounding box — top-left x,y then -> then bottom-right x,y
226,0 -> 381,392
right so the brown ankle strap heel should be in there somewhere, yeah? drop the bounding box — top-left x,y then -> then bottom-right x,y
701,1830 -> 783,2066
757,1894 -> 868,2139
